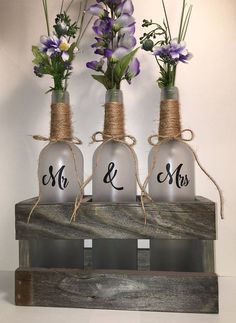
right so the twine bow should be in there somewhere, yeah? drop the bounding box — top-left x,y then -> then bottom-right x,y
33,135 -> 82,145
148,129 -> 194,146
91,131 -> 136,147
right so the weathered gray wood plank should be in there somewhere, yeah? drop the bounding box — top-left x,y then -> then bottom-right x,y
15,196 -> 216,240
202,241 -> 215,272
15,268 -> 218,313
19,241 -> 30,267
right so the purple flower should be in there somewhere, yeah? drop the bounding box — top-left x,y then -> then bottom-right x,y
87,0 -> 139,89
154,39 -> 192,64
104,47 -> 129,62
112,14 -> 135,31
119,24 -> 135,36
95,48 -> 106,56
86,59 -> 105,71
125,57 -> 140,83
87,4 -> 108,18
91,37 -> 106,48
116,0 -> 134,17
93,18 -> 113,36
40,35 -> 73,61
40,35 -> 60,54
119,33 -> 136,49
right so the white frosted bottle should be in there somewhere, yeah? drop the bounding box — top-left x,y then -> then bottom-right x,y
92,89 -> 137,270
148,86 -> 195,201
32,90 -> 84,268
148,87 -> 202,272
92,89 -> 136,202
39,90 -> 83,203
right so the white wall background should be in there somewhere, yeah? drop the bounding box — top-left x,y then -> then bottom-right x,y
0,0 -> 235,276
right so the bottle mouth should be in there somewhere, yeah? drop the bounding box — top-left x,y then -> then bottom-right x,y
51,90 -> 70,104
161,86 -> 179,101
106,89 -> 123,103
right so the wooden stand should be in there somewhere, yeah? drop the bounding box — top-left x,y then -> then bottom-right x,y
15,196 -> 218,313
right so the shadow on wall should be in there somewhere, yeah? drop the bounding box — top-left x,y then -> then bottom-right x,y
0,271 -> 15,304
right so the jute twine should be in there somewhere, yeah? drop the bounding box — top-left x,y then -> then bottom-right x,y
28,102 -> 83,223
103,102 -> 125,139
146,99 -> 224,220
71,101 -> 150,223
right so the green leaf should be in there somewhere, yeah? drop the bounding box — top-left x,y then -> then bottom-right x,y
114,48 -> 139,82
92,74 -> 108,89
32,45 -> 45,65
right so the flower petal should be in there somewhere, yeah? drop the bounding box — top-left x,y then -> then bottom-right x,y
61,51 -> 69,61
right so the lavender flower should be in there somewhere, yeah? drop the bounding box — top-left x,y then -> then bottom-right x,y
125,57 -> 140,83
116,0 -> 134,16
86,0 -> 140,89
88,4 -> 108,18
40,35 -> 75,61
112,14 -> 135,32
86,59 -> 105,71
154,40 -> 192,64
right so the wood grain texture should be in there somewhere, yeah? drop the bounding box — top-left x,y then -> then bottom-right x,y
15,196 -> 216,240
19,241 -> 30,267
15,268 -> 218,313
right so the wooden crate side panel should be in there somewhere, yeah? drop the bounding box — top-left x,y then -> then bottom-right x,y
15,197 -> 216,240
15,268 -> 218,314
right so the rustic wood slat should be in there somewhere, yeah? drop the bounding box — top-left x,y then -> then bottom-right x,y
19,241 -> 30,267
202,241 -> 215,272
15,196 -> 216,240
15,268 -> 218,313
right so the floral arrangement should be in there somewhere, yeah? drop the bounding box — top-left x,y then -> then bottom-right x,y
86,0 -> 140,90
32,0 -> 91,92
140,0 -> 193,88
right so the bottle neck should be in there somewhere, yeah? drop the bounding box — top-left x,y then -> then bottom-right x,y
50,90 -> 73,141
158,86 -> 182,140
103,89 -> 125,140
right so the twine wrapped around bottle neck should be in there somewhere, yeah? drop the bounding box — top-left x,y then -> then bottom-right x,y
158,100 -> 182,140
50,103 -> 73,141
103,102 -> 125,140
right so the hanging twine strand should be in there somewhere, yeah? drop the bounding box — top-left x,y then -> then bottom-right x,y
146,98 -> 224,220
28,102 -> 83,223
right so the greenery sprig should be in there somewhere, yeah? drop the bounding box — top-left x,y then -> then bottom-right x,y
140,0 -> 193,88
32,0 -> 92,92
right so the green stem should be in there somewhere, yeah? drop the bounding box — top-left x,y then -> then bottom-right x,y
172,65 -> 177,86
76,16 -> 93,47
76,0 -> 89,45
65,0 -> 74,13
60,0 -> 64,14
178,0 -> 186,42
161,0 -> 172,40
42,0 -> 50,36
182,5 -> 193,40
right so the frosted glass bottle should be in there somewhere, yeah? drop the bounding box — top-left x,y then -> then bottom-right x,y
33,90 -> 84,268
92,89 -> 136,202
92,89 -> 137,270
148,87 -> 199,272
148,87 -> 195,201
39,90 -> 84,203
